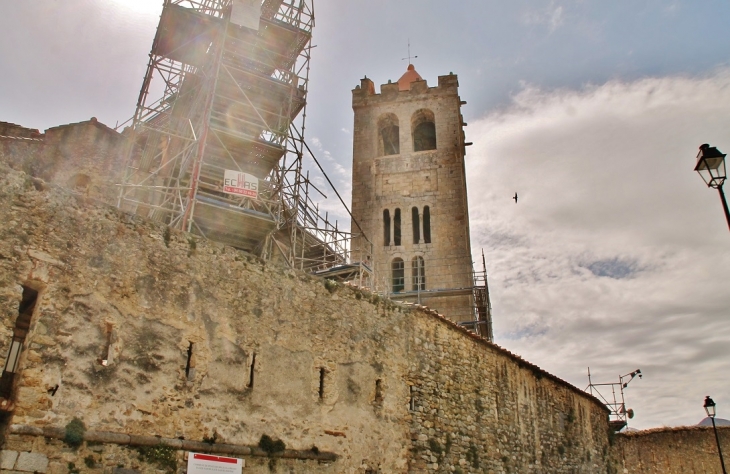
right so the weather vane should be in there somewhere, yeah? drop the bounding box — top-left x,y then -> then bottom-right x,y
401,39 -> 418,65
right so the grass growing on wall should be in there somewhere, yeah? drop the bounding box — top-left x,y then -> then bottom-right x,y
135,445 -> 177,473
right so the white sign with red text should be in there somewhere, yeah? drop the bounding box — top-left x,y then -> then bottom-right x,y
187,453 -> 244,474
223,170 -> 258,199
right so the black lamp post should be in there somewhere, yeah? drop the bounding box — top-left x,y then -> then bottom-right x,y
695,144 -> 730,231
704,396 -> 727,474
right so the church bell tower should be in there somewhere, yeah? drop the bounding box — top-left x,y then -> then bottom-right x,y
350,64 -> 489,336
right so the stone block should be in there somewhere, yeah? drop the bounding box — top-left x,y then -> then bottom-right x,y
14,452 -> 48,473
0,451 -> 18,470
113,469 -> 140,474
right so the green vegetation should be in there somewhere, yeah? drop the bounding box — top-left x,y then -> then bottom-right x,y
63,417 -> 86,449
135,445 -> 178,473
466,444 -> 480,468
259,434 -> 286,455
428,438 -> 443,455
163,227 -> 171,247
324,279 -> 338,294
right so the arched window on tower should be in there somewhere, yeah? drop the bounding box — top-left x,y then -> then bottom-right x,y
391,258 -> 405,293
423,206 -> 431,244
412,256 -> 425,291
393,208 -> 401,246
412,207 -> 420,244
378,113 -> 400,156
383,209 -> 391,246
412,109 -> 436,152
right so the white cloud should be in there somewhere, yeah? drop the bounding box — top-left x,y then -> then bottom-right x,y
523,2 -> 565,32
467,69 -> 730,429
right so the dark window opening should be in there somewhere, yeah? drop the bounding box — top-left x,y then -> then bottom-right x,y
98,323 -> 114,366
375,379 -> 383,404
0,286 -> 38,399
185,342 -> 195,381
412,256 -> 425,291
391,258 -> 405,293
409,385 -> 416,411
423,206 -> 431,244
381,125 -> 400,156
393,208 -> 401,246
319,367 -> 325,399
383,209 -> 391,246
412,207 -> 420,244
413,121 -> 437,151
248,353 -> 256,388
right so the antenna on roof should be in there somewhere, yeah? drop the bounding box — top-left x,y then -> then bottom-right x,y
401,39 -> 418,65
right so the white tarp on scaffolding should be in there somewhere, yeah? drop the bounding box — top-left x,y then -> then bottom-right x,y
231,0 -> 262,30
223,170 -> 259,198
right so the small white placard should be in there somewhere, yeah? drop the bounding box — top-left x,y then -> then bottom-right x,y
231,0 -> 261,30
187,453 -> 244,474
223,170 -> 259,199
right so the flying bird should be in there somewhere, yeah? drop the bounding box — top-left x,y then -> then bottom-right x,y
513,192 -> 518,203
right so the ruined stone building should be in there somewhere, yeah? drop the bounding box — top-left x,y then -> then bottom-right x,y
350,66 -> 488,337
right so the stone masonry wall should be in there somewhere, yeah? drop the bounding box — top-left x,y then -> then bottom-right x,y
0,162 -> 610,473
0,119 -> 125,207
614,425 -> 730,474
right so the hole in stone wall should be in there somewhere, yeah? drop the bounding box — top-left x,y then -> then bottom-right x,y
185,342 -> 195,381
319,367 -> 325,399
248,353 -> 256,388
98,323 -> 114,366
375,379 -> 383,404
409,385 -> 417,411
0,286 -> 38,399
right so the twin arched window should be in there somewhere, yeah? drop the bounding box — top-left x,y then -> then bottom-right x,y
391,256 -> 426,293
385,206 -> 431,246
377,109 -> 436,157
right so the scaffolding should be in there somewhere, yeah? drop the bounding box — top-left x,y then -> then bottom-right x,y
118,0 -> 372,285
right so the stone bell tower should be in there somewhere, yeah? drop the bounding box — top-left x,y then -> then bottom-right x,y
350,64 -> 479,326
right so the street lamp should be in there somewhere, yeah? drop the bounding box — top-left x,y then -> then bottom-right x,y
704,396 -> 727,474
695,144 -> 730,231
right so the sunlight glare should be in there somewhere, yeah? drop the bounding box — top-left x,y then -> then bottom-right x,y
108,0 -> 163,17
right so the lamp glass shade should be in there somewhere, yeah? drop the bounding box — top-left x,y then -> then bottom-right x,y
704,396 -> 717,418
695,145 -> 727,188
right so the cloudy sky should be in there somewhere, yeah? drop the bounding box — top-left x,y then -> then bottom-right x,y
2,1 -> 730,430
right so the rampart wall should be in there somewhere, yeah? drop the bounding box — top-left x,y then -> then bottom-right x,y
615,426 -> 730,474
0,161 -> 612,473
